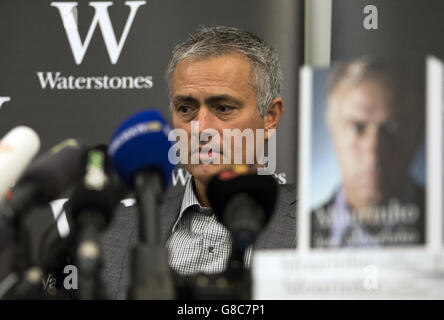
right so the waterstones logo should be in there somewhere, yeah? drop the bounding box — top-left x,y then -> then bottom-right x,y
42,2 -> 151,91
36,72 -> 153,90
51,1 -> 146,65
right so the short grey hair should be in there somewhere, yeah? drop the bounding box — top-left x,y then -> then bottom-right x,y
326,56 -> 425,132
327,56 -> 425,101
166,26 -> 283,117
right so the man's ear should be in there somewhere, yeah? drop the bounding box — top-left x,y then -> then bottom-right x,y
264,97 -> 284,140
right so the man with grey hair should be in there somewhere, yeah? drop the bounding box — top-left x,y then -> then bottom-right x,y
100,26 -> 296,299
311,57 -> 425,248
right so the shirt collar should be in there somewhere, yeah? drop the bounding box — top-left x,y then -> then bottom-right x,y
179,174 -> 201,216
171,174 -> 208,232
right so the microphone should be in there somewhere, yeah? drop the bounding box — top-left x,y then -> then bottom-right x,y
0,138 -> 86,222
109,109 -> 174,191
68,145 -> 121,300
0,126 -> 40,252
109,109 -> 175,299
174,166 -> 278,300
0,139 -> 86,299
70,145 -> 120,230
109,109 -> 174,243
206,165 -> 278,265
0,127 -> 40,296
0,126 -> 40,202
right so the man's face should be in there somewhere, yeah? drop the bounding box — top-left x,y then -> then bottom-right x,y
328,77 -> 422,211
171,53 -> 265,185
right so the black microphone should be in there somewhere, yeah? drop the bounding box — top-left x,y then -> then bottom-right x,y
1,138 -> 86,223
0,138 -> 86,254
70,145 -> 119,231
68,145 -> 121,300
174,165 -> 279,300
206,165 -> 278,269
0,138 -> 86,299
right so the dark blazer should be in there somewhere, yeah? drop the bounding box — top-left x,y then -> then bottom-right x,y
99,183 -> 296,299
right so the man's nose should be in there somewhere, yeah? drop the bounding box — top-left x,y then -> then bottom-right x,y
196,107 -> 216,132
364,127 -> 383,166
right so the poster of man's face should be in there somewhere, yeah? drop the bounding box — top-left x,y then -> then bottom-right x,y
310,57 -> 426,249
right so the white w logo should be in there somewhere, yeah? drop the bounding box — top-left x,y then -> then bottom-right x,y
51,1 -> 146,65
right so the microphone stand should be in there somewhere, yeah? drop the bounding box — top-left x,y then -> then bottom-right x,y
74,211 -> 107,300
220,193 -> 261,299
128,171 -> 175,300
1,197 -> 46,299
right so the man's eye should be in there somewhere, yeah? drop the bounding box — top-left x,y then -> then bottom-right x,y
177,106 -> 192,114
217,105 -> 234,113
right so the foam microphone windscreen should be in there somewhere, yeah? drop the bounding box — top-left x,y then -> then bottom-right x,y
0,126 -> 40,201
206,165 -> 278,225
108,109 -> 174,190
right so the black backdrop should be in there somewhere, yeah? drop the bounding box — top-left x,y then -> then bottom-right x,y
0,0 -> 303,183
0,0 -> 303,280
332,0 -> 444,60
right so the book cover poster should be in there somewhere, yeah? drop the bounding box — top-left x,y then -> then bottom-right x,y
302,57 -> 427,249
